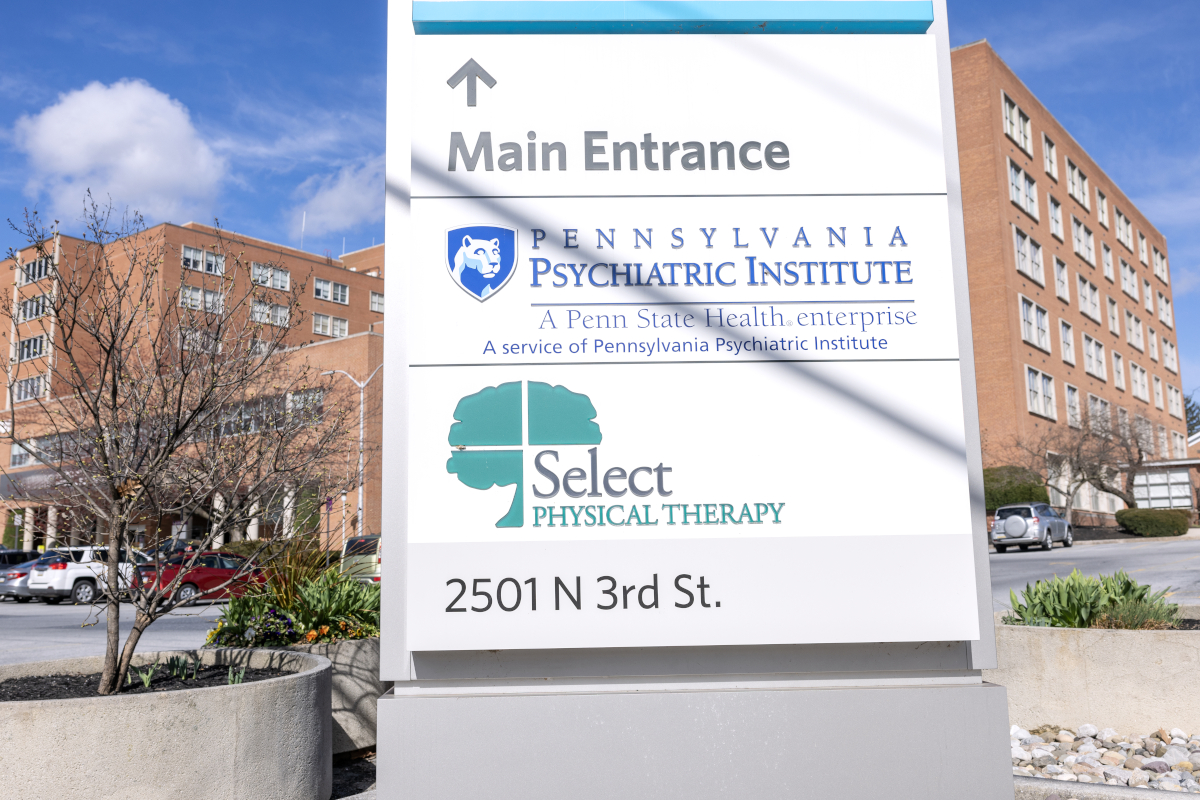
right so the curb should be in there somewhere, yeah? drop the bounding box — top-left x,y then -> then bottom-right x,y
339,792 -> 376,800
1015,775 -> 1156,798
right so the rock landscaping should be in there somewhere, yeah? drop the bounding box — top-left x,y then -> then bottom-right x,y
1012,723 -> 1200,792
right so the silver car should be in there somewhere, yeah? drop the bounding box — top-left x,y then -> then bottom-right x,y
990,502 -> 1073,553
0,558 -> 40,602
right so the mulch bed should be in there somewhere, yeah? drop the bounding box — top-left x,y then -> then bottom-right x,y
1175,619 -> 1200,631
0,665 -> 287,702
1071,526 -> 1142,541
332,750 -> 377,799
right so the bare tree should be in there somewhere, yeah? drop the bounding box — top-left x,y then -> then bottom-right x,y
2,196 -> 361,694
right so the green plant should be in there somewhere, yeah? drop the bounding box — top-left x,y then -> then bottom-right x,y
984,466 -> 1049,514
1115,509 -> 1190,537
1009,570 -> 1110,628
227,666 -> 245,685
134,662 -> 159,688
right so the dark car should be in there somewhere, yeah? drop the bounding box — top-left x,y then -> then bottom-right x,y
0,550 -> 41,567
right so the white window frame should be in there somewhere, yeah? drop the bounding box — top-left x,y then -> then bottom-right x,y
314,279 -> 331,301
1130,363 -> 1149,402
1096,189 -> 1108,227
1168,385 -> 1184,419
17,257 -> 50,286
1116,210 -> 1133,249
1026,365 -> 1057,420
1004,94 -> 1032,153
19,294 -> 48,322
1067,160 -> 1089,209
1083,334 -> 1106,380
370,291 -> 384,313
1143,280 -> 1154,314
252,262 -> 291,291
1066,384 -> 1081,427
180,285 -> 202,310
1138,232 -> 1148,265
1173,430 -> 1188,457
1163,339 -> 1178,373
1153,375 -> 1164,410
183,246 -> 225,275
1088,394 -> 1111,433
1014,227 -> 1044,284
1071,217 -> 1095,264
1008,159 -> 1039,218
1119,260 -> 1139,300
313,313 -> 331,337
1157,292 -> 1173,327
1019,295 -> 1051,352
1112,351 -> 1125,390
1148,328 -> 1158,362
1078,276 -> 1100,321
1048,196 -> 1063,239
13,375 -> 44,403
331,282 -> 349,305
1043,134 -> 1058,179
1060,320 -> 1075,365
1054,259 -> 1070,302
1107,297 -> 1120,335
1125,311 -> 1144,352
16,335 -> 44,362
1102,243 -> 1114,282
1153,247 -> 1169,283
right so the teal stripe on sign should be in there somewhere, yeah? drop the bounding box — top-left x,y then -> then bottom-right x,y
412,0 -> 934,34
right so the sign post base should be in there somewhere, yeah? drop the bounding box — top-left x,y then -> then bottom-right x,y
378,677 -> 1012,799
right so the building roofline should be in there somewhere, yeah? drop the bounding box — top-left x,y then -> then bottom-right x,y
174,222 -> 383,279
341,243 -> 384,258
950,38 -> 988,53
959,40 -> 1166,244
280,328 -> 383,355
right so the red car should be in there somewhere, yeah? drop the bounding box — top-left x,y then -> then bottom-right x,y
137,551 -> 264,604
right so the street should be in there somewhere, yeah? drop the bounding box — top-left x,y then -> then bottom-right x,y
0,599 -> 223,665
990,537 -> 1200,611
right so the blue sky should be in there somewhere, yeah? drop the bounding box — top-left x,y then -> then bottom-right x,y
1,1 -> 1197,392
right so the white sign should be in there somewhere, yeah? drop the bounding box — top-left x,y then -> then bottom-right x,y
404,33 -> 979,651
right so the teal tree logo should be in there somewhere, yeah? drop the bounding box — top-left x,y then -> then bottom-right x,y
446,381 -> 601,527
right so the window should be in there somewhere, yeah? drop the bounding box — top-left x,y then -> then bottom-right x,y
1143,280 -> 1154,313
1019,296 -> 1050,351
17,335 -> 44,362
1115,210 -> 1133,249
1096,190 -> 1108,226
1083,335 -> 1106,380
1138,232 -> 1148,265
1174,430 -> 1188,458
1153,247 -> 1169,283
1014,228 -> 1044,283
1125,312 -> 1144,351
1088,394 -> 1111,433
288,388 -> 325,422
1048,196 -> 1063,239
1009,160 -> 1039,217
314,279 -> 349,304
1054,259 -> 1070,301
1159,426 -> 1169,459
1168,385 -> 1184,419
182,246 -> 224,275
1066,385 -> 1081,427
1157,292 -> 1172,327
18,257 -> 50,286
1130,363 -> 1149,402
1026,367 -> 1056,419
1060,320 -> 1075,364
1102,243 -> 1114,281
13,375 -> 44,402
19,294 -> 48,322
180,285 -> 201,310
1119,260 -> 1139,300
1077,276 -> 1099,321
10,441 -> 32,468
1066,160 -> 1089,208
1117,406 -> 1130,436
312,314 -> 348,338
1163,339 -> 1178,372
1112,351 -> 1126,390
1071,217 -> 1095,264
1134,415 -> 1154,453
1148,329 -> 1158,361
251,301 -> 289,326
180,327 -> 220,354
252,263 -> 290,291
1107,297 -> 1120,335
1043,134 -> 1058,179
1004,94 -> 1032,152
1153,376 -> 1164,410
370,291 -> 384,313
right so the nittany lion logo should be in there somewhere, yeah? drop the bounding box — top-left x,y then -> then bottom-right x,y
445,225 -> 517,301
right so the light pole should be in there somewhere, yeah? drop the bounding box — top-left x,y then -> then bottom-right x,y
322,366 -> 382,544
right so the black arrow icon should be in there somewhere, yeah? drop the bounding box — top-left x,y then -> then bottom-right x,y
447,58 -> 496,107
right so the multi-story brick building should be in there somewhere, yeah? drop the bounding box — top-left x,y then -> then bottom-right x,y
0,222 -> 385,551
953,41 -> 1191,522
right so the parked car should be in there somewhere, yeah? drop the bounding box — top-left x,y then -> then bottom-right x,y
26,546 -> 150,603
0,558 -> 40,602
138,551 -> 265,604
990,502 -> 1073,552
340,535 -> 381,585
0,549 -> 41,568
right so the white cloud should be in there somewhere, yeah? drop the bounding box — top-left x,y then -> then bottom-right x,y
12,79 -> 225,223
288,154 -> 383,239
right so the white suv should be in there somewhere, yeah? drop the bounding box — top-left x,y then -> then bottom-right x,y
26,546 -> 148,604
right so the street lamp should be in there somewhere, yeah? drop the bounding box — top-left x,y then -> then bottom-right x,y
321,366 -> 383,545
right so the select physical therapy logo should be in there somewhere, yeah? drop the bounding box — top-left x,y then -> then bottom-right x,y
445,381 -> 785,529
446,225 -> 517,301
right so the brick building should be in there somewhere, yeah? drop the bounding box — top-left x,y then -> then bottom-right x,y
952,41 -> 1191,522
0,223 -> 385,551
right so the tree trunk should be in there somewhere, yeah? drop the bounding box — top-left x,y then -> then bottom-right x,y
98,515 -> 123,695
113,611 -> 154,691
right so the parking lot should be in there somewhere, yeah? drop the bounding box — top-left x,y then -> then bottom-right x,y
0,598 -> 223,665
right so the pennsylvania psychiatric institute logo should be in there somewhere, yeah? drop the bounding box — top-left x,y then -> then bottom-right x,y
446,381 -> 601,527
445,225 -> 517,301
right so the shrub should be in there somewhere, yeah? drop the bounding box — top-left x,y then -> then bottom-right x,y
984,466 -> 1049,513
1115,508 -> 1190,537
1008,569 -> 1178,629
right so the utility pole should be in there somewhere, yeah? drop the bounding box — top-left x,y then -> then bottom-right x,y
321,366 -> 383,541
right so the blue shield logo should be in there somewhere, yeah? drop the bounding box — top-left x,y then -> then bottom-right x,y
446,225 -> 517,301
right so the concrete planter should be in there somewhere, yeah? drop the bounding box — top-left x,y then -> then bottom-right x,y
0,648 -> 331,800
287,636 -> 386,754
985,607 -> 1200,733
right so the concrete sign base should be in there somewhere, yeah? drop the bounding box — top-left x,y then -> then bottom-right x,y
378,679 -> 1012,799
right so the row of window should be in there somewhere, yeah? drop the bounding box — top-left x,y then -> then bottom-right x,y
1019,295 -> 1181,415
1004,94 -> 1168,285
185,250 -> 384,312
1025,366 -> 1188,458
